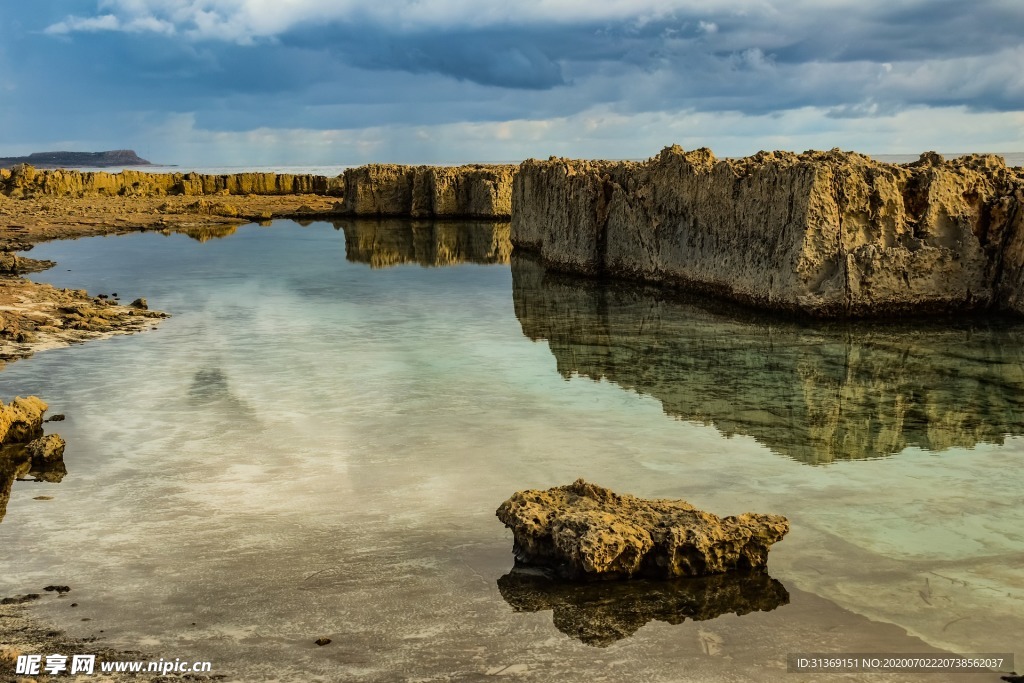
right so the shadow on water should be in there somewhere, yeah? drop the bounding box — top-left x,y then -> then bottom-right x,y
497,568 -> 789,647
335,219 -> 511,268
511,252 -> 1024,464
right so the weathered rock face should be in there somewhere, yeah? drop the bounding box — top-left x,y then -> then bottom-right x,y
496,479 -> 789,580
339,219 -> 511,267
497,569 -> 789,646
336,164 -> 515,218
512,147 -> 1024,317
0,165 -> 344,199
512,254 -> 1024,464
0,396 -> 47,445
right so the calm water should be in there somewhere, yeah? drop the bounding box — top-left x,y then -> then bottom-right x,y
1,221 -> 1021,682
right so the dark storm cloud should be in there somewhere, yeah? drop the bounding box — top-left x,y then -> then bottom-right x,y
1,0 -> 1022,152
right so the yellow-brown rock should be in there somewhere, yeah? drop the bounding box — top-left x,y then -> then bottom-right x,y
496,479 -> 789,580
337,164 -> 515,218
0,396 -> 47,445
512,147 -> 1024,317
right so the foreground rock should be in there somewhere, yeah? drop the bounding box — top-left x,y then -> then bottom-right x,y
496,479 -> 789,580
513,147 -> 1024,317
498,569 -> 788,646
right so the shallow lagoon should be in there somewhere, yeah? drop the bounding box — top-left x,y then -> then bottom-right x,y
1,220 -> 1020,681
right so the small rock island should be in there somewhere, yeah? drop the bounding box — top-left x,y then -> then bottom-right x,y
496,479 -> 789,580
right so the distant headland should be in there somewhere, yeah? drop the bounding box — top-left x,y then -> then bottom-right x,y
0,149 -> 152,168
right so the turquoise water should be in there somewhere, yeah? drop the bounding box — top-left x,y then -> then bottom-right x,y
0,221 -> 1020,682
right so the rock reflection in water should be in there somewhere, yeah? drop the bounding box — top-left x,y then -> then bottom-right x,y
497,569 -> 789,647
338,219 -> 511,268
512,253 -> 1024,463
168,224 -> 240,243
0,445 -> 65,523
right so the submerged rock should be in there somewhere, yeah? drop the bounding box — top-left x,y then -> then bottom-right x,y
498,568 -> 789,646
496,479 -> 788,580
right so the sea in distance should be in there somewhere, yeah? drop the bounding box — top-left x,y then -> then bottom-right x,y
61,151 -> 1024,176
0,159 -> 1022,681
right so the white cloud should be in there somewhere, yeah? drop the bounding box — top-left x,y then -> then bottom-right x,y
46,12 -> 176,35
46,0 -> 832,41
130,105 -> 1024,167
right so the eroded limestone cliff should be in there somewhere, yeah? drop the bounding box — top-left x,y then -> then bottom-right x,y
337,164 -> 514,218
513,147 -> 1024,317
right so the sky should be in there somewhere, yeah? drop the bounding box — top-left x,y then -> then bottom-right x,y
1,0 -> 1022,166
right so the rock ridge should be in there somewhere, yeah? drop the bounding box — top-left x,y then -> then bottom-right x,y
512,146 -> 1024,317
0,163 -> 515,218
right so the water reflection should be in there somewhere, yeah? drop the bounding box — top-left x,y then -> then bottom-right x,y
337,219 -> 511,268
0,444 -> 65,523
512,254 -> 1024,463
167,224 -> 240,243
498,569 -> 789,646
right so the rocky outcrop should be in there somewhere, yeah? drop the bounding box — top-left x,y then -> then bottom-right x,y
0,165 -> 345,199
0,163 -> 516,219
336,164 -> 514,218
513,147 -> 1024,317
496,479 -> 789,580
0,397 -> 65,523
513,254 -> 1024,463
25,434 -> 65,463
339,219 -> 511,267
0,396 -> 47,445
497,569 -> 788,646
0,278 -> 168,367
0,252 -> 55,275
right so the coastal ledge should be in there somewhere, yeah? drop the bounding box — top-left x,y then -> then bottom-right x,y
512,147 -> 1024,317
0,162 -> 515,219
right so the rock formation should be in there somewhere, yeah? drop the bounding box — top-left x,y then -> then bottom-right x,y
0,252 -> 55,275
512,147 -> 1024,317
339,219 -> 511,267
336,164 -> 514,218
0,396 -> 66,522
0,163 -> 516,219
497,569 -> 788,646
496,479 -> 789,580
512,254 -> 1024,463
0,396 -> 47,445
